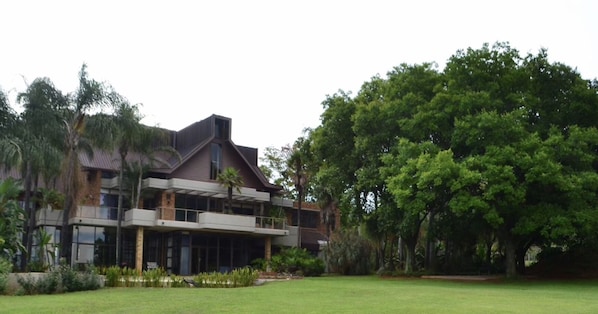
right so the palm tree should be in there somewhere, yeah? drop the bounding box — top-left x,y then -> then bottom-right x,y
15,78 -> 65,269
60,64 -> 108,263
0,89 -> 21,170
105,97 -> 144,267
287,137 -> 310,248
216,167 -> 244,214
89,97 -> 181,266
123,127 -> 181,209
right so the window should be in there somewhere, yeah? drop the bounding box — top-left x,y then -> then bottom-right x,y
210,143 -> 222,180
215,118 -> 230,139
292,210 -> 319,228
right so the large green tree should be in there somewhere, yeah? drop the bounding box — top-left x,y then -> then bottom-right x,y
310,42 -> 598,278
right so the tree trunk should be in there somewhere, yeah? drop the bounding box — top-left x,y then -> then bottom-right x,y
504,235 -> 517,278
135,163 -> 143,208
227,187 -> 233,214
61,146 -> 77,264
297,187 -> 302,248
485,239 -> 493,273
516,244 -> 528,275
116,155 -> 125,266
21,161 -> 33,271
404,237 -> 417,273
425,209 -> 436,272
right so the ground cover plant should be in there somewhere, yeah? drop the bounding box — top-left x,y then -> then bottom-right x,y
1,276 -> 598,313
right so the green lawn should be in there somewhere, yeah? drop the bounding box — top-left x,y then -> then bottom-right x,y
2,276 -> 598,313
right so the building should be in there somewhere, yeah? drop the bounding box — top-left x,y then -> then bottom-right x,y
29,114 -> 339,275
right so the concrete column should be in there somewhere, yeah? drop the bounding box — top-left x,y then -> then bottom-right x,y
135,226 -> 144,274
265,236 -> 272,261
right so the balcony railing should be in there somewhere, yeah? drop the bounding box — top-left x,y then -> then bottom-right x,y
76,206 -> 119,220
255,216 -> 286,230
156,207 -> 286,230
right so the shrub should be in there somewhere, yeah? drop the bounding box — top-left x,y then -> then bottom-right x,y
327,228 -> 372,275
0,257 -> 11,294
169,275 -> 188,288
250,258 -> 268,271
17,275 -> 38,295
105,266 -> 121,287
121,267 -> 140,287
143,267 -> 166,287
13,264 -> 101,295
270,247 -> 325,277
37,271 -> 61,294
192,267 -> 258,288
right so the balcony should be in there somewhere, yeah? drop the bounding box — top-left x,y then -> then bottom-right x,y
69,206 -> 119,227
121,207 -> 288,236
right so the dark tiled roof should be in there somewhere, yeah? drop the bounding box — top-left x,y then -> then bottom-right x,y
301,228 -> 328,251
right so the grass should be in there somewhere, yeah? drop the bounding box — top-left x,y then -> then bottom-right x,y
1,276 -> 598,313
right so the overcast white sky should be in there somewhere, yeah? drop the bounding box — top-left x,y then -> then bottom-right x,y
1,0 -> 597,157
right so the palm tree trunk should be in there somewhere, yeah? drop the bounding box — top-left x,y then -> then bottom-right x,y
227,187 -> 233,214
297,187 -> 302,248
21,161 -> 33,271
61,144 -> 77,264
116,155 -> 125,266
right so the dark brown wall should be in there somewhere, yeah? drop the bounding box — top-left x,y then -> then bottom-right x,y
170,140 -> 264,189
221,142 -> 262,189
171,145 -> 211,181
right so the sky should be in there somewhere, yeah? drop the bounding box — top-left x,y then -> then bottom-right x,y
1,0 -> 597,158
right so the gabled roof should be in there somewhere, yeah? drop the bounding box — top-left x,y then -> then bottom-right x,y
80,114 -> 282,192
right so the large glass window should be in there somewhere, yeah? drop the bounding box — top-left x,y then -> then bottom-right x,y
210,143 -> 222,180
72,226 -> 117,267
292,210 -> 319,228
100,193 -> 119,220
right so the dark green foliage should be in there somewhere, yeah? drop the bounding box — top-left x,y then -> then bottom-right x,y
16,275 -> 38,295
58,263 -> 101,292
308,42 -> 598,278
0,257 -> 10,294
15,263 -> 102,294
529,246 -> 598,278
250,257 -> 268,271
270,247 -> 325,277
0,178 -> 26,260
327,229 -> 372,275
36,271 -> 60,294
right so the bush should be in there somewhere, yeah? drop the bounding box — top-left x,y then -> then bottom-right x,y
327,228 -> 373,275
192,267 -> 258,288
15,264 -> 101,295
250,258 -> 268,271
270,247 -> 325,277
143,267 -> 166,287
37,271 -> 60,294
169,275 -> 188,288
105,266 -> 121,287
17,275 -> 38,295
0,257 -> 11,294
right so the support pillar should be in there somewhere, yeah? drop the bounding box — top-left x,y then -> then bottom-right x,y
135,226 -> 144,274
265,236 -> 272,261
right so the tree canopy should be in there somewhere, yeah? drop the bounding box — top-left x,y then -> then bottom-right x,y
306,42 -> 598,277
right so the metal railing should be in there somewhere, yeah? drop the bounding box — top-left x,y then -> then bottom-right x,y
156,207 -> 287,230
76,206 -> 119,220
255,216 -> 286,230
